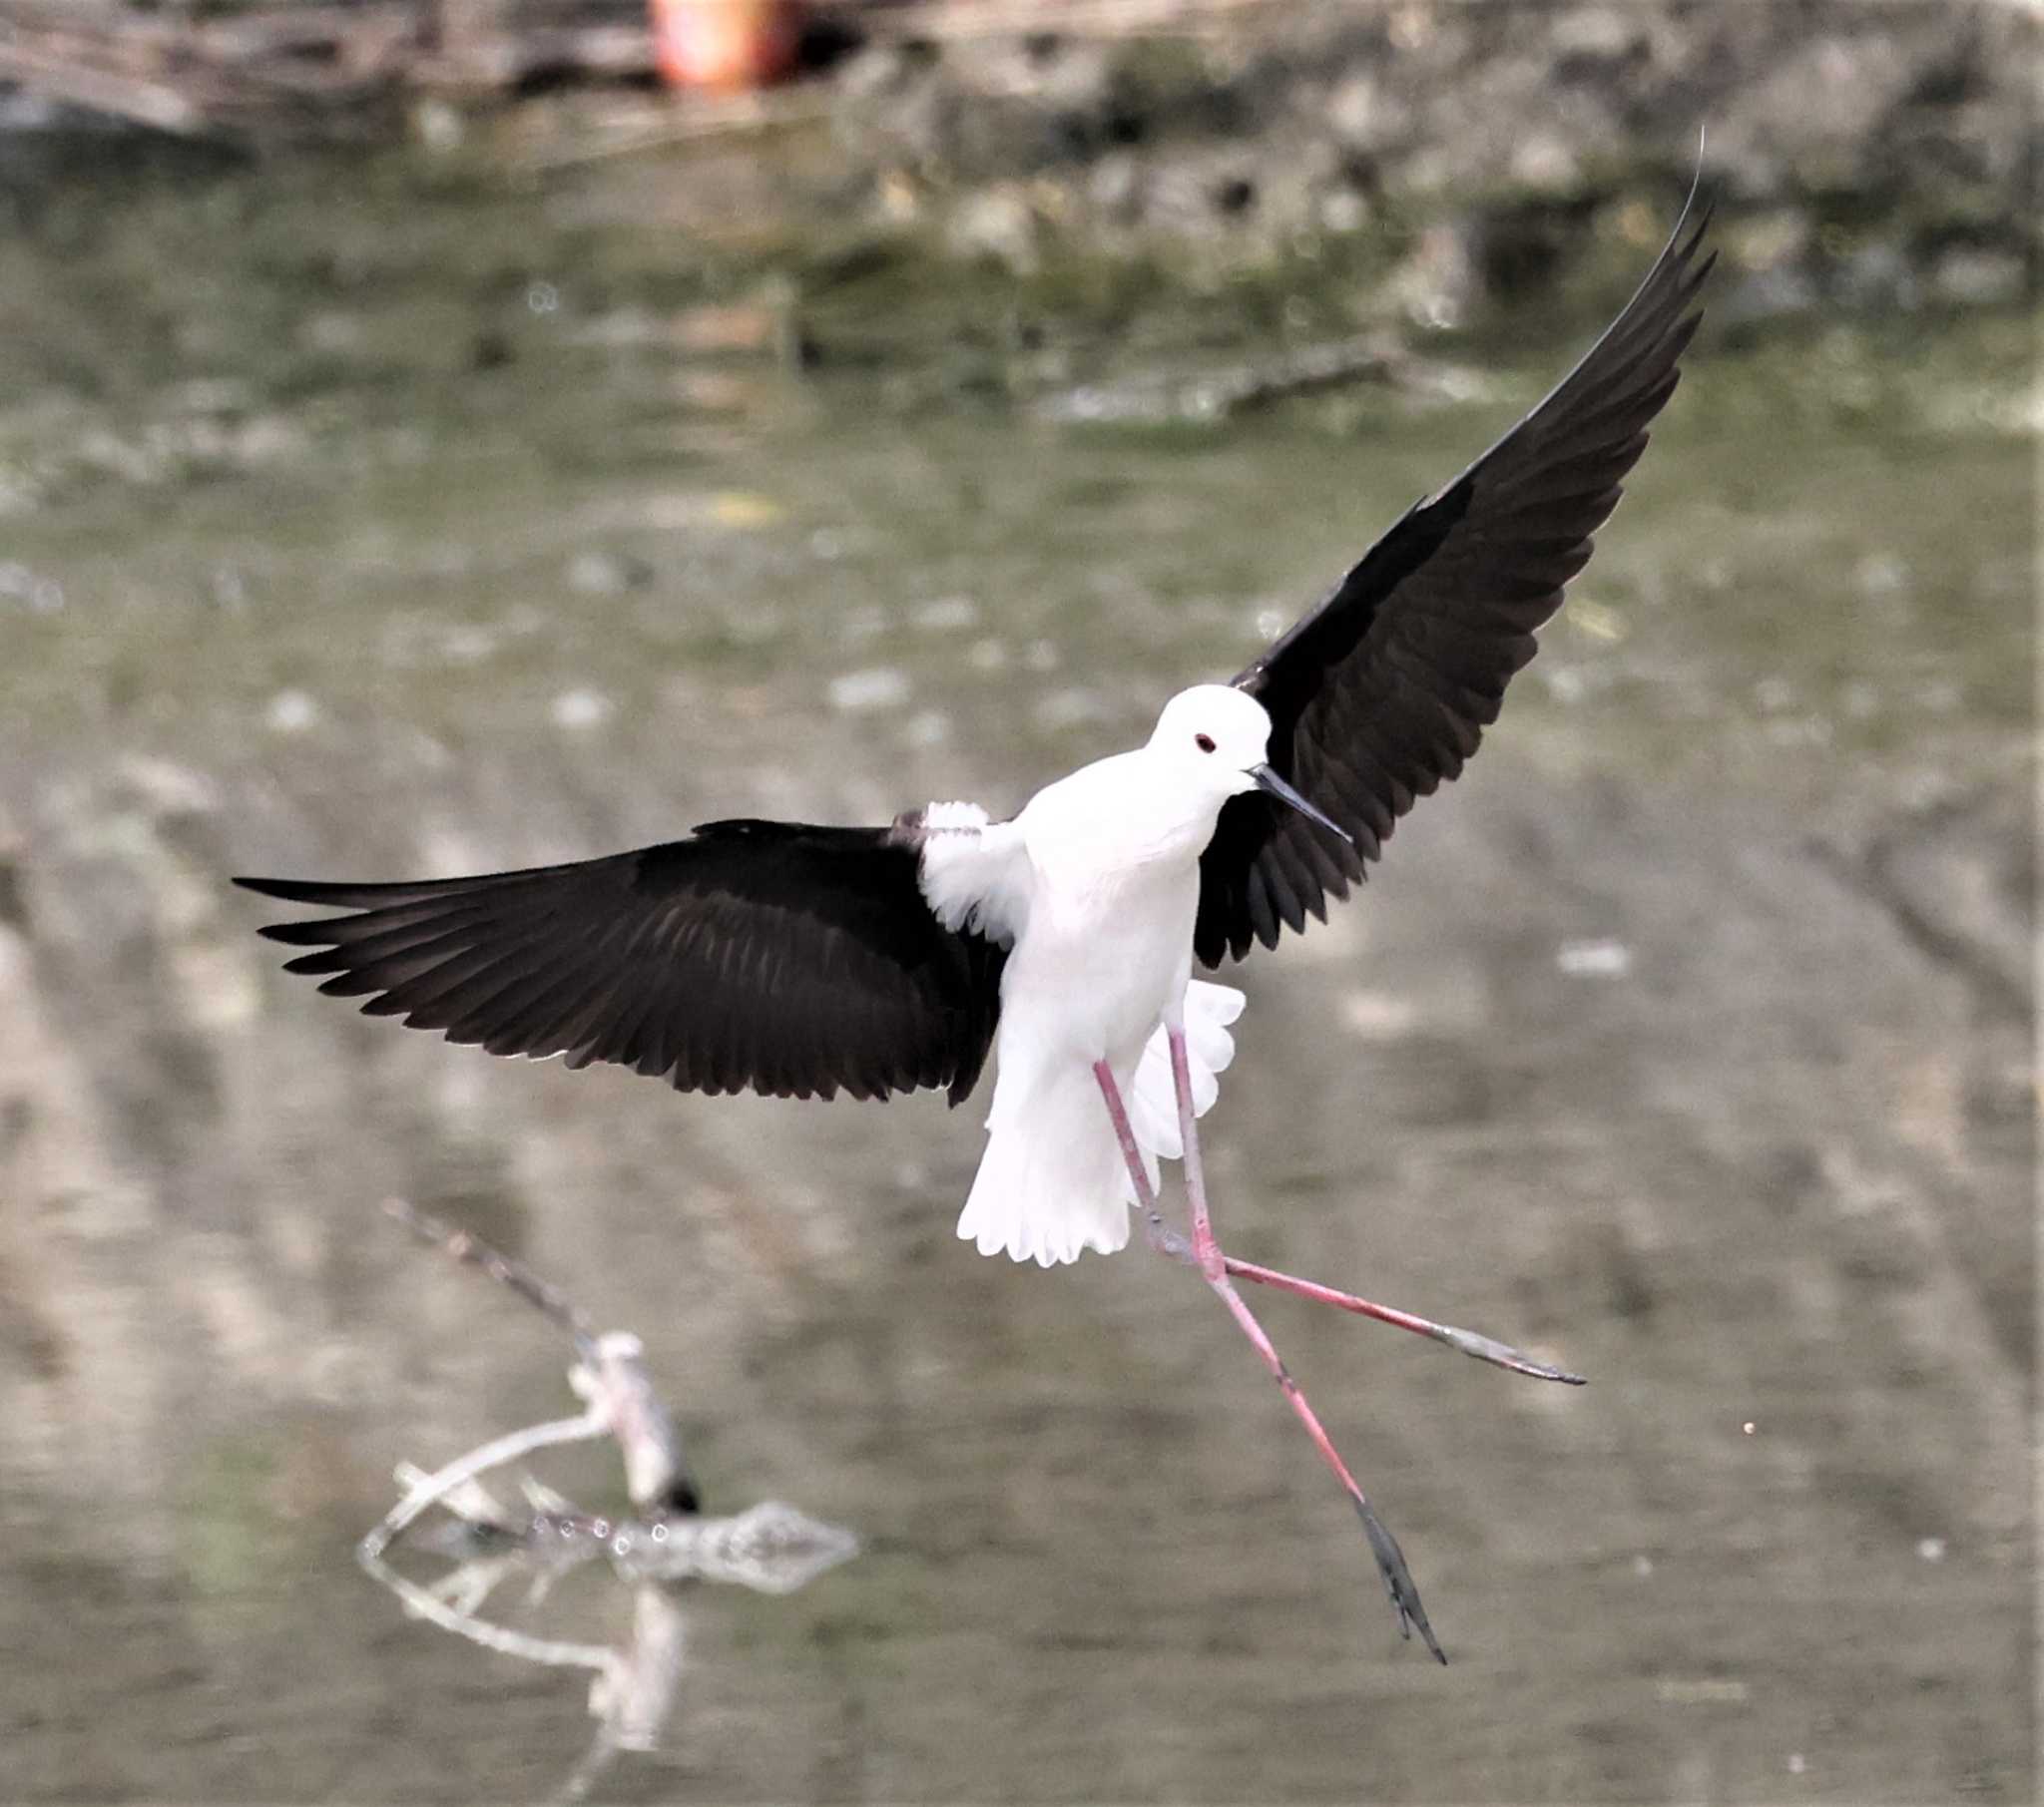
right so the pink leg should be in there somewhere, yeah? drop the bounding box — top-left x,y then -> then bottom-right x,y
1092,1059 -> 1179,1259
1095,1053 -> 1445,1662
1096,1065 -> 1580,1383
1220,1258 -> 1585,1385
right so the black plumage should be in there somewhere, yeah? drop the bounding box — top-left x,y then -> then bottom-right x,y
237,818 -> 1005,1107
1194,194 -> 1715,967
243,195 -> 1709,1110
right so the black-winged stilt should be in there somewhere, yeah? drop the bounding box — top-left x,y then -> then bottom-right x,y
240,192 -> 1713,1661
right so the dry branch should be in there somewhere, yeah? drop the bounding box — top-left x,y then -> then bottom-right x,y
357,1195 -> 856,1796
376,1194 -> 697,1516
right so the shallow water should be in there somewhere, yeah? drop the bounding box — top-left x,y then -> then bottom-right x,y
0,143 -> 2031,1803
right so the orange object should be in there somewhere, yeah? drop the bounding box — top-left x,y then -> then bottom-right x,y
650,0 -> 804,93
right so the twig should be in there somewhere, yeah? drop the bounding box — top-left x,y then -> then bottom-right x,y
507,90 -> 836,176
382,1196 -> 597,1354
356,1198 -> 858,1800
360,1535 -> 621,1674
1036,334 -> 1408,426
410,22 -> 657,93
0,0 -> 416,139
866,0 -> 1288,43
381,1196 -> 698,1515
577,1331 -> 699,1516
0,41 -> 215,138
359,1409 -> 611,1565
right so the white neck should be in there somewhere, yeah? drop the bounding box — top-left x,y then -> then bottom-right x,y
1033,744 -> 1235,874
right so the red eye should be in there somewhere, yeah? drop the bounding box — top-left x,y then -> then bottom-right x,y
1195,733 -> 1216,753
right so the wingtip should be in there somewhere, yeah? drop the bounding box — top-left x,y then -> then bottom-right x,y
1678,204 -> 1719,276
233,871 -> 427,911
1682,122 -> 1710,213
234,873 -> 331,905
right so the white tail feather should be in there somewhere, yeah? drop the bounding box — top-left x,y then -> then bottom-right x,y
957,981 -> 1245,1266
957,1062 -> 1131,1267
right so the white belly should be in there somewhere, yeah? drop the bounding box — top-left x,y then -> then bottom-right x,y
1000,755 -> 1208,1062
1003,857 -> 1196,1061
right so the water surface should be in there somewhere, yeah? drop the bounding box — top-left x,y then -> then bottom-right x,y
0,144 -> 2030,1803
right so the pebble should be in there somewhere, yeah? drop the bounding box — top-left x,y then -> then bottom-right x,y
265,689 -> 319,733
1853,552 -> 1909,600
551,687 -> 613,729
829,669 -> 911,713
1339,990 -> 1420,1040
1556,937 -> 1632,979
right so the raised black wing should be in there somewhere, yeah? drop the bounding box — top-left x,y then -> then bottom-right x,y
1196,193 -> 1715,967
237,818 -> 1005,1106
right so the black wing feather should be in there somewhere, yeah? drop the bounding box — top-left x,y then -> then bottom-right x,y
238,819 -> 1006,1107
1196,192 -> 1714,966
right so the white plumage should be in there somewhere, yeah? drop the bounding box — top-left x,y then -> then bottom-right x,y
921,684 -> 1270,1265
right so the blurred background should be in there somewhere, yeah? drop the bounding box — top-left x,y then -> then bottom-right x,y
0,0 -> 2032,1800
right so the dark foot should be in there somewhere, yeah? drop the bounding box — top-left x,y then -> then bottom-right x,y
1354,1498 -> 1446,1663
1432,1322 -> 1588,1386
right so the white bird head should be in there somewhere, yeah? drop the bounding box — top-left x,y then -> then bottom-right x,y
1149,684 -> 1274,788
1147,683 -> 1351,843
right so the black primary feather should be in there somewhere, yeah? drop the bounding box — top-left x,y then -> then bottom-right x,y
1196,191 -> 1715,967
237,818 -> 1006,1108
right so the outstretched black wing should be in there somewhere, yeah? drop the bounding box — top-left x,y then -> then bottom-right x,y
1196,194 -> 1715,966
238,818 -> 1006,1106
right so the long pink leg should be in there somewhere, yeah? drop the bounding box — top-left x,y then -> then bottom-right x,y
1219,1258 -> 1585,1384
1094,1053 -> 1445,1662
1091,1064 -> 1181,1259
1101,1067 -> 1580,1385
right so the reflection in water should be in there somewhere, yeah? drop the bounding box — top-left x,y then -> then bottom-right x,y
355,1202 -> 857,1802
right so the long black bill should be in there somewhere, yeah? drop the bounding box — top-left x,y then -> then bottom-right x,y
1251,764 -> 1352,846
